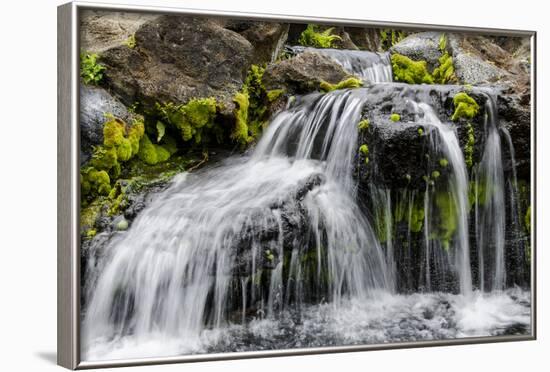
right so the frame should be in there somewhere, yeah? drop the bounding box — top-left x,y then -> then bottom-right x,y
58,1 -> 537,369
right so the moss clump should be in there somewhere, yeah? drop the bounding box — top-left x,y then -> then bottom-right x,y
267,89 -> 285,102
232,92 -> 251,145
390,113 -> 401,122
359,144 -> 369,164
298,24 -> 342,48
157,97 -> 218,144
439,158 -> 449,167
418,127 -> 424,135
320,77 -> 363,92
138,134 -> 171,165
432,52 -> 456,84
408,200 -> 425,233
431,170 -> 441,179
80,52 -> 105,85
451,92 -> 479,121
81,167 -> 111,198
433,191 -> 458,249
358,119 -> 370,130
391,54 -> 434,84
464,123 -> 475,168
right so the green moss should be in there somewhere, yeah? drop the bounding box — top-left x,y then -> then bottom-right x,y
298,24 -> 342,48
358,119 -> 370,130
432,52 -> 456,84
125,34 -> 136,49
157,97 -> 218,144
359,144 -> 369,155
267,89 -> 285,102
80,52 -> 105,85
464,123 -> 475,168
81,167 -> 111,198
232,91 -> 251,145
319,77 -> 363,92
418,127 -> 424,135
86,229 -> 97,238
439,158 -> 449,167
431,170 -> 440,179
390,113 -> 401,122
408,200 -> 425,233
138,134 -> 171,165
80,199 -> 103,230
433,191 -> 458,249
451,92 -> 479,121
391,53 -> 434,84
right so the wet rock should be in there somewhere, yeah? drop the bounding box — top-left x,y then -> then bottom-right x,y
100,15 -> 255,114
346,27 -> 384,52
80,85 -> 133,163
263,51 -> 351,94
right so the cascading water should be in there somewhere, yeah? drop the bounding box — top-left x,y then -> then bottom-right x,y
411,101 -> 473,295
83,50 -> 530,361
289,46 -> 393,83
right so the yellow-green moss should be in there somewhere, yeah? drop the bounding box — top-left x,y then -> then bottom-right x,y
298,24 -> 342,48
408,200 -> 425,233
81,167 -> 111,197
439,158 -> 449,167
433,191 -> 458,249
451,92 -> 479,121
267,89 -> 285,102
391,54 -> 434,84
418,127 -> 424,135
319,77 -> 363,92
390,113 -> 401,122
432,52 -> 456,84
125,34 -> 136,49
358,119 -> 370,130
232,91 -> 251,145
138,134 -> 171,165
157,97 -> 218,143
431,170 -> 441,179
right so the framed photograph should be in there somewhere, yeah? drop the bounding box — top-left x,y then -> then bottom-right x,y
57,1 -> 536,369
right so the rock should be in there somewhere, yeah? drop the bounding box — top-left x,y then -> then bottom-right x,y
80,10 -> 158,53
346,27 -> 383,52
263,51 -> 351,94
80,85 -> 133,163
225,20 -> 290,63
115,217 -> 129,231
100,15 -> 255,114
391,32 -> 444,70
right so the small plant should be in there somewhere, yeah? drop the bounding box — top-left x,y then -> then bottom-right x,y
80,52 -> 105,85
298,24 -> 342,48
125,34 -> 136,48
390,113 -> 401,122
431,170 -> 441,179
439,158 -> 449,167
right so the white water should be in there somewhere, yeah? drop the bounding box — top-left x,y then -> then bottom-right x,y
83,85 -> 529,360
290,46 -> 393,83
471,97 -> 507,292
411,101 -> 473,295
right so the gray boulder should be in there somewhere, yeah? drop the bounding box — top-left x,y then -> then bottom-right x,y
263,51 -> 352,94
80,85 -> 133,164
100,15 -> 255,114
391,32 -> 444,70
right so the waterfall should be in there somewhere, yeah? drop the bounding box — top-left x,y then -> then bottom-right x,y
473,97 -> 506,291
410,101 -> 472,295
83,89 -> 392,356
289,46 -> 393,83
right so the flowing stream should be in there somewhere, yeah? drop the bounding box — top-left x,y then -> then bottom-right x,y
82,49 -> 531,361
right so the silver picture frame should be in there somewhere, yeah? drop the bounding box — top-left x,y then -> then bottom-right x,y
57,1 -> 537,369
